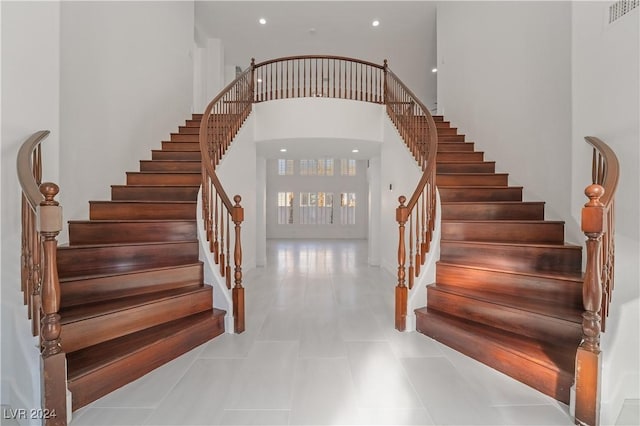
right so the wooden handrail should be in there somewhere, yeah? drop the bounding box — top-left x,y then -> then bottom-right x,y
385,64 -> 439,331
17,131 -> 67,425
199,61 -> 253,333
254,55 -> 385,70
585,136 -> 619,208
575,136 -> 620,426
17,130 -> 49,208
198,55 -> 439,334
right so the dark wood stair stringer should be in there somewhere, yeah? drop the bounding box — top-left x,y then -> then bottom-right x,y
416,117 -> 583,404
58,114 -> 225,411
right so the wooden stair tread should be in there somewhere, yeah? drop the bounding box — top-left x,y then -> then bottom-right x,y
89,200 -> 196,205
442,219 -> 564,225
60,239 -> 197,250
111,184 -> 200,189
67,309 -> 224,380
59,262 -> 202,283
60,285 -> 209,324
140,159 -> 200,163
440,239 -> 582,251
437,173 -> 507,176
68,219 -> 196,225
440,201 -> 543,206
436,261 -> 582,283
430,284 -> 582,323
126,171 -> 200,175
415,307 -> 576,374
438,185 -> 522,189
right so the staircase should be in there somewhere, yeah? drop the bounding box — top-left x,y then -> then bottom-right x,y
416,116 -> 583,404
58,114 -> 225,411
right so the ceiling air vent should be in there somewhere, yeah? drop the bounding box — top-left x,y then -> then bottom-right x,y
609,0 -> 639,24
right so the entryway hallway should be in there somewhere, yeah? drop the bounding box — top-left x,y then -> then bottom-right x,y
70,240 -> 572,425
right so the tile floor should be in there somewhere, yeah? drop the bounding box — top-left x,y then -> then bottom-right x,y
60,239 -> 592,425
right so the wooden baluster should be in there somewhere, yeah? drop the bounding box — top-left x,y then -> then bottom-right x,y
321,58 -> 324,96
212,189 -> 219,259
383,59 -> 388,109
575,184 -> 605,426
250,58 -> 255,102
333,59 -> 336,98
20,196 -> 28,304
408,210 -> 415,290
232,195 -> 245,333
395,195 -> 408,331
601,200 -> 615,332
38,182 -> 67,426
226,211 -> 232,290
31,211 -> 42,337
269,62 -> 273,101
422,184 -> 428,257
295,60 -> 301,97
24,199 -> 33,306
219,196 -> 225,273
415,196 -> 421,276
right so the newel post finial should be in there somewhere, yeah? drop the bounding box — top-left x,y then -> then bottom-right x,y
383,59 -> 388,69
250,57 -> 255,68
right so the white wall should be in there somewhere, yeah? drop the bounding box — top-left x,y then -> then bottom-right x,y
436,1 -> 577,241
1,1 -> 61,416
254,98 -> 384,143
571,3 -> 639,424
59,1 -> 195,231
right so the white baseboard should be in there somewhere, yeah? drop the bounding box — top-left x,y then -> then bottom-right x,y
601,371 -> 640,426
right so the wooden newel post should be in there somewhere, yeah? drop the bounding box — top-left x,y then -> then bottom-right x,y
38,182 -> 67,426
232,195 -> 245,334
575,184 -> 605,426
395,195 -> 408,331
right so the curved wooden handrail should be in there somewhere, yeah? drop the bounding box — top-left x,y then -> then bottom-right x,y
199,62 -> 253,333
385,67 -> 438,209
575,135 -> 619,426
384,65 -> 439,331
17,130 -> 49,209
254,55 -> 384,70
199,55 -> 439,333
584,136 -> 619,207
199,68 -> 253,211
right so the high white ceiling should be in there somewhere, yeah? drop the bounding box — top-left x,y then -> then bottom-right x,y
195,1 -> 437,103
195,1 -> 438,159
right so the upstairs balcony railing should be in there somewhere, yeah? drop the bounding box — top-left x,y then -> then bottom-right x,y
198,55 -> 439,333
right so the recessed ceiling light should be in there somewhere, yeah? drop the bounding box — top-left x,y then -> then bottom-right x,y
372,20 -> 380,27
259,18 -> 267,25
431,68 -> 438,73
352,149 -> 359,153
280,148 -> 287,152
